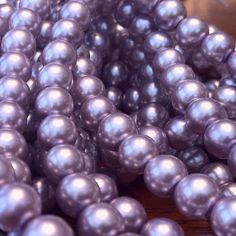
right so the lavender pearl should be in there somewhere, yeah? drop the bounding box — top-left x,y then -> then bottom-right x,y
144,155 -> 188,197
73,57 -> 96,77
201,32 -> 235,63
141,218 -> 185,236
0,52 -> 31,81
220,75 -> 236,87
37,63 -> 73,90
98,112 -> 137,151
0,4 -> 14,21
185,98 -> 228,134
9,8 -> 41,36
211,196 -> 236,236
111,197 -> 147,232
140,82 -> 161,105
37,115 -> 77,150
154,0 -> 186,32
221,183 -> 236,198
8,158 -> 31,184
176,17 -> 209,48
0,156 -> 15,187
204,119 -> 236,159
42,40 -> 77,68
106,87 -> 123,107
122,88 -> 141,113
57,173 -> 101,218
78,203 -> 125,236
90,173 -> 118,202
174,174 -> 220,219
43,144 -> 84,184
38,20 -> 53,49
118,134 -> 158,173
228,145 -> 236,178
22,215 -> 74,236
0,183 -> 41,232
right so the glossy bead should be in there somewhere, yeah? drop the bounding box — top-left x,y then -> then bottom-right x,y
35,87 -> 74,117
0,156 -> 15,187
37,20 -> 53,49
0,100 -> 26,133
154,0 -> 186,31
123,88 -> 141,113
106,87 -> 122,107
185,98 -> 228,134
144,155 -> 188,197
141,218 -> 185,236
178,147 -> 209,173
221,183 -> 236,198
2,29 -> 36,58
98,112 -> 137,151
0,183 -> 41,232
79,95 -> 115,131
212,86 -> 236,120
136,104 -> 169,128
211,196 -> 236,236
22,215 -> 74,236
42,40 -> 76,68
227,51 -> 236,76
31,177 -> 55,213
37,63 -> 73,90
37,115 -> 77,150
176,17 -> 209,48
220,75 -> 236,87
73,57 -> 96,77
164,116 -> 198,150
60,1 -> 91,29
78,203 -> 125,236
160,64 -> 195,92
228,145 -> 236,178
9,158 -> 31,184
153,49 -> 185,73
57,173 -> 101,218
111,197 -> 147,232
204,119 -> 236,159
44,144 -> 84,184
118,134 -> 157,173
0,52 -> 31,81
91,174 -> 118,202
51,19 -> 84,48
139,126 -> 168,153
9,8 -> 41,36
140,82 -> 161,105
0,4 -> 14,21
171,80 -> 208,114
201,32 -> 235,63
174,174 -> 220,219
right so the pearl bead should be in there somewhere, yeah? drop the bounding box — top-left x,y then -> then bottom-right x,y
73,57 -> 96,77
106,87 -> 122,107
0,4 -> 14,21
122,88 -> 142,113
38,20 -> 53,49
221,183 -> 236,198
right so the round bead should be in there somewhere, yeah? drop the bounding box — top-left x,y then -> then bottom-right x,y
185,98 -> 228,134
37,115 -> 77,150
91,174 -> 118,202
174,174 -> 220,219
0,156 -> 15,187
111,197 -> 147,232
141,218 -> 185,236
211,196 -> 236,236
0,4 -> 14,21
201,32 -> 235,63
37,20 -> 53,49
22,215 -> 74,236
221,183 -> 236,198
98,112 -> 137,151
220,75 -> 236,87
43,144 -> 84,184
73,57 -> 96,77
154,0 -> 186,31
57,173 -> 101,218
122,88 -> 141,113
118,134 -> 158,173
78,203 -> 125,236
204,119 -> 236,159
144,155 -> 188,197
140,82 -> 161,105
106,87 -> 122,107
0,183 -> 41,232
228,145 -> 236,178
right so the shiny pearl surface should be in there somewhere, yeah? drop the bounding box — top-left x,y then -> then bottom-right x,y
111,196 -> 147,232
0,4 -> 14,21
118,134 -> 158,173
211,197 -> 236,236
22,215 -> 74,236
144,155 -> 188,197
221,183 -> 236,198
0,183 -> 41,232
78,203 -> 125,236
174,174 -> 220,219
91,174 -> 118,202
106,87 -> 122,107
43,144 -> 84,184
140,82 -> 161,105
73,57 -> 96,77
0,156 -> 15,187
57,173 -> 101,218
141,218 -> 185,236
122,88 -> 141,113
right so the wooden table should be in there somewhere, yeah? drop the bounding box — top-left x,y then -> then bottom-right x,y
122,1 -> 236,235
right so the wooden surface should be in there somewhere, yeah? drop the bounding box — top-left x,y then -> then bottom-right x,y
122,1 -> 236,235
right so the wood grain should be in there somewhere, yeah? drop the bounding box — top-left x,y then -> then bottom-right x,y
122,1 -> 236,235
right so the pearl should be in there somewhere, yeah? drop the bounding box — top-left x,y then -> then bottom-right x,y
111,197 -> 147,232
38,20 -> 53,49
221,183 -> 236,198
106,87 -> 122,107
0,156 -> 15,187
220,75 -> 236,87
73,57 -> 96,77
0,4 -> 14,21
174,174 -> 220,219
140,82 -> 161,105
122,88 -> 141,113
57,173 -> 101,218
144,155 -> 188,197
